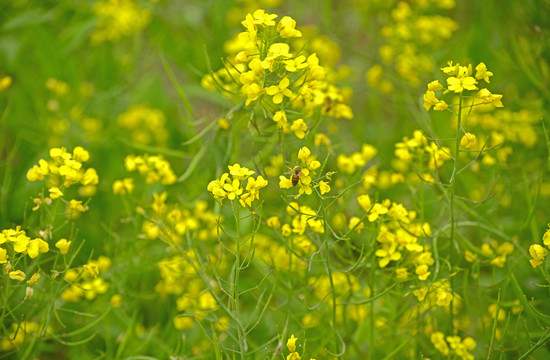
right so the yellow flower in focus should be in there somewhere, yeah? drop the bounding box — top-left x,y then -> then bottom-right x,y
317,181 -> 331,195
266,77 -> 293,104
447,75 -> 477,93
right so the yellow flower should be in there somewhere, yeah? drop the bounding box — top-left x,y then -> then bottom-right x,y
279,175 -> 294,189
529,244 -> 548,268
9,270 -> 26,281
423,90 -> 439,111
251,9 -> 278,26
357,194 -> 372,212
273,110 -> 288,129
317,181 -> 331,195
266,77 -> 293,104
287,334 -> 298,352
290,119 -> 307,138
475,62 -> 493,83
460,133 -> 476,149
298,147 -> 311,163
447,76 -> 478,93
415,264 -> 431,280
277,16 -> 302,38
55,238 -> 71,255
27,238 -> 49,259
49,186 -> 64,199
0,248 -> 7,263
113,178 -> 134,195
476,88 -> 503,107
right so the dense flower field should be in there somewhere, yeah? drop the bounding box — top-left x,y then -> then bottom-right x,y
1,0 -> 550,359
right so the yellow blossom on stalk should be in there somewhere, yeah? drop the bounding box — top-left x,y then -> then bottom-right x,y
476,88 -> 503,107
273,110 -> 288,129
266,216 -> 281,229
266,77 -> 293,104
287,334 -> 298,352
68,199 -> 89,218
55,238 -> 71,254
208,164 -> 267,207
48,186 -> 63,199
9,270 -> 26,281
284,55 -> 307,72
357,194 -> 372,212
446,65 -> 478,93
290,119 -> 307,138
415,264 -> 431,280
460,133 -> 476,149
27,273 -> 40,286
529,244 -> 548,268
423,90 -> 440,111
475,62 -> 493,83
251,9 -> 278,26
317,181 -> 331,195
277,16 -> 302,38
27,238 -> 49,259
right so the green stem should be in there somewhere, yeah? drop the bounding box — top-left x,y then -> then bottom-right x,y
232,201 -> 245,360
449,94 -> 463,333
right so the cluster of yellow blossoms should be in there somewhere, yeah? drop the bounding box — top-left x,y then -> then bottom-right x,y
124,154 -> 177,185
394,130 -> 451,180
91,0 -> 151,44
1,321 -> 49,351
336,143 -> 377,175
61,257 -> 111,302
117,105 -> 168,146
26,146 -> 99,216
202,9 -> 353,135
208,163 -> 268,207
529,225 -> 550,268
279,147 -> 330,197
423,61 -> 503,111
431,331 -> 476,360
286,334 -> 316,360
141,195 -> 219,244
357,194 -> 434,281
366,0 -> 458,90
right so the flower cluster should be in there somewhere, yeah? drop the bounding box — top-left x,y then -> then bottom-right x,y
124,154 -> 177,185
26,146 -> 98,215
529,225 -> 550,268
208,163 -> 268,207
279,147 -> 331,197
423,61 -> 503,111
356,194 -> 434,280
336,143 -> 377,175
61,257 -> 111,302
91,0 -> 151,44
366,0 -> 458,90
141,195 -> 220,244
413,280 -> 457,313
117,105 -> 168,146
202,9 -> 353,134
0,227 -> 48,266
394,130 -> 451,181
285,334 -> 317,360
430,331 -> 476,360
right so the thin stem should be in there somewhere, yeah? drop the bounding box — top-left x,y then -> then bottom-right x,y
449,93 -> 463,333
232,201 -> 245,360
